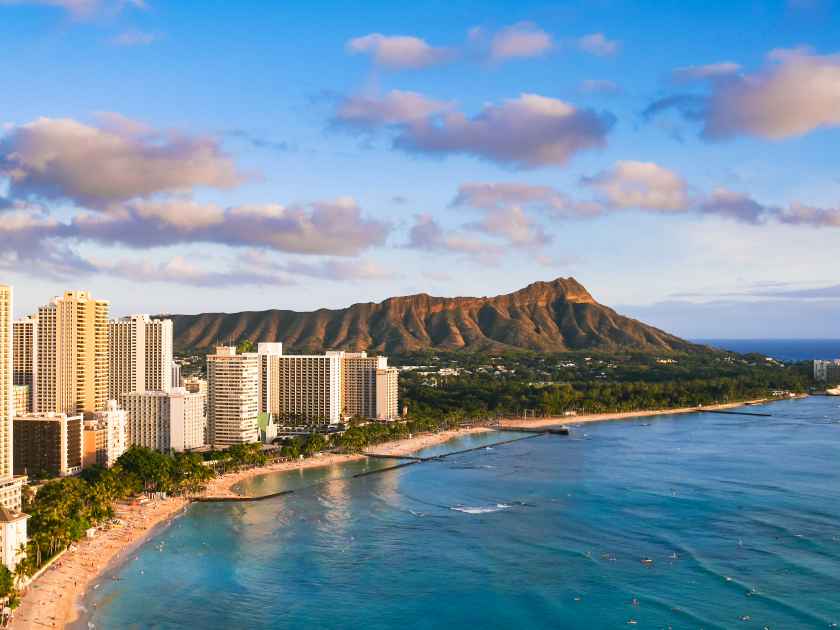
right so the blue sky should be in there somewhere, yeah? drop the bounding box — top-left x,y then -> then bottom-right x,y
1,0 -> 839,337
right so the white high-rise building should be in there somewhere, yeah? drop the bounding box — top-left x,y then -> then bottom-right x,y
108,315 -> 173,401
12,316 -> 37,412
0,286 -> 26,522
375,367 -> 399,420
145,318 -> 173,392
121,389 -> 205,452
37,291 -> 109,415
342,352 -> 388,419
262,351 -> 343,425
207,346 -> 260,446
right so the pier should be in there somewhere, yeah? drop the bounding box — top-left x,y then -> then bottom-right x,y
200,429 -> 571,502
698,409 -> 772,418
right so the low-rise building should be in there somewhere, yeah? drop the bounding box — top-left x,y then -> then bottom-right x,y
121,388 -> 206,452
83,400 -> 127,468
814,359 -> 840,383
13,412 -> 83,477
0,507 -> 28,571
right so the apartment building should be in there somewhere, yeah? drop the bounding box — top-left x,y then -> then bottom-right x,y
12,316 -> 37,411
121,389 -> 206,452
108,314 -> 173,401
0,286 -> 26,518
375,367 -> 400,420
37,291 -> 109,415
342,352 -> 387,419
265,351 -> 343,425
207,347 -> 260,446
13,412 -> 83,477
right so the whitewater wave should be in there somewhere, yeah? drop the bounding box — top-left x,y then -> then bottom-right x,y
450,503 -> 512,514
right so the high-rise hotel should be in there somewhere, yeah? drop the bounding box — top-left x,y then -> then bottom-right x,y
12,315 -> 37,412
108,314 -> 173,400
207,346 -> 260,447
0,285 -> 29,571
36,291 -> 109,415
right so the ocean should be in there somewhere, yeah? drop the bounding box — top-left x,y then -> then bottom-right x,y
694,339 -> 840,362
82,397 -> 840,629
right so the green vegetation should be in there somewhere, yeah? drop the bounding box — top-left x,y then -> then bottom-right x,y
395,351 -> 814,418
14,447 -> 217,588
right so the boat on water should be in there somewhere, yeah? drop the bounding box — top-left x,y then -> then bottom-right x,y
826,387 -> 840,396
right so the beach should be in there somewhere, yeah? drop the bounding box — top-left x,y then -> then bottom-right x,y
11,496 -> 190,630
497,399 -> 774,430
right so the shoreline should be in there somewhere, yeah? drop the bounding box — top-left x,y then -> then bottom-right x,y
11,399 -> 797,628
497,397 -> 789,430
11,495 -> 190,630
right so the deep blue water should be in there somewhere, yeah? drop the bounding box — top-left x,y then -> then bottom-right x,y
84,398 -> 840,629
695,338 -> 840,362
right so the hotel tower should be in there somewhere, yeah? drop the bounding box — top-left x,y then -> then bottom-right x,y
36,291 -> 109,415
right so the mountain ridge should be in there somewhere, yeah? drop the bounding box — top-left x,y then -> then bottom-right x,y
167,277 -> 703,354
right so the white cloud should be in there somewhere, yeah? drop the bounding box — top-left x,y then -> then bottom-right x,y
346,33 -> 453,69
334,90 -> 453,128
576,33 -> 620,57
650,49 -> 840,139
490,22 -> 553,60
0,115 -> 240,207
582,161 -> 689,211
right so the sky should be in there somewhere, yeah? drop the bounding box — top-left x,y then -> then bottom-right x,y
1,0 -> 839,338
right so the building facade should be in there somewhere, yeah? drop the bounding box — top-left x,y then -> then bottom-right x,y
12,316 -> 37,411
82,400 -> 127,468
375,367 -> 400,420
0,286 -> 26,522
13,412 -> 83,477
342,352 -> 387,419
121,389 -> 205,452
13,385 -> 30,416
108,314 -> 173,401
37,291 -> 109,415
814,359 -> 840,383
264,352 -> 343,425
207,347 -> 260,446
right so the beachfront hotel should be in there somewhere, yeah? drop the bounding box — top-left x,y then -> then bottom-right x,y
36,291 -> 110,415
13,412 -> 84,478
207,346 -> 261,446
121,388 -> 206,453
0,286 -> 27,517
108,314 -> 174,401
13,316 -> 37,412
255,345 -> 399,425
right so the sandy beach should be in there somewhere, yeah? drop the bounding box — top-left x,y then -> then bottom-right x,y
362,426 -> 493,457
11,495 -> 190,630
498,399 -> 773,430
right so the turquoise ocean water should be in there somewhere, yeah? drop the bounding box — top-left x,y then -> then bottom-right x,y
82,397 -> 840,629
